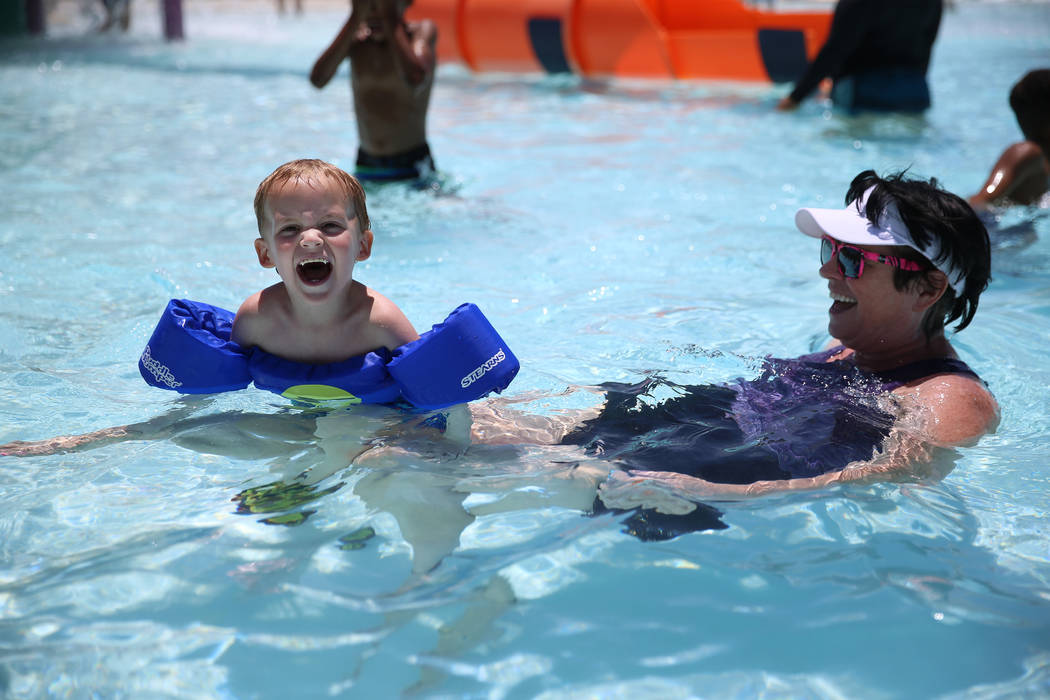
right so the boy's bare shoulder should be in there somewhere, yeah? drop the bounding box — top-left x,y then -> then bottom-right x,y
232,284 -> 288,347
899,373 -> 1000,447
362,285 -> 419,348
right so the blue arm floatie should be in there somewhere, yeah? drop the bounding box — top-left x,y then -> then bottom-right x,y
139,299 -> 252,393
388,303 -> 520,410
139,299 -> 519,408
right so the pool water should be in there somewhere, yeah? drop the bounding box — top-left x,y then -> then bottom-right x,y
2,1 -> 1050,697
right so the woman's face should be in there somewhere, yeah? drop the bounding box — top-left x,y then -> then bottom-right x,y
819,239 -> 928,352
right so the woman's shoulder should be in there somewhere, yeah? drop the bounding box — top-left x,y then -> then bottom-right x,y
899,372 -> 1000,447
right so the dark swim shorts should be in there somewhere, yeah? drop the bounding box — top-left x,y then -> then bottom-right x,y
832,68 -> 931,113
355,143 -> 435,182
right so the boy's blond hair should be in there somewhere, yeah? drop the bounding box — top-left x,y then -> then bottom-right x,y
254,159 -> 370,234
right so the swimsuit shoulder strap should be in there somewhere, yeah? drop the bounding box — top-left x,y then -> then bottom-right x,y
876,357 -> 981,391
798,344 -> 848,364
798,345 -> 982,390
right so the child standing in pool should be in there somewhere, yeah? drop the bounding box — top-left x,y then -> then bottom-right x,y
232,159 -> 419,362
309,0 -> 438,182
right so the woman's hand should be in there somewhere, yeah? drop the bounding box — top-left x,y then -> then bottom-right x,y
597,469 -> 699,514
598,469 -> 756,512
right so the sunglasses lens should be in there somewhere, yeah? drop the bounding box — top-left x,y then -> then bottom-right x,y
820,237 -> 833,266
838,247 -> 862,277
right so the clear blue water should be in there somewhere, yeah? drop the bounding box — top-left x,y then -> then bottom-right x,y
2,1 -> 1050,697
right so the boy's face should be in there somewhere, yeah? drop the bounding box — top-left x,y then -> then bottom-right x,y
352,0 -> 409,22
255,176 -> 373,302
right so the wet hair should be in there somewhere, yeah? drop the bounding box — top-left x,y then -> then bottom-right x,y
253,159 -> 369,234
845,170 -> 991,338
1009,68 -> 1050,145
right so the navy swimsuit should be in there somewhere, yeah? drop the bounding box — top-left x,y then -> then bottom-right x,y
562,348 -> 980,540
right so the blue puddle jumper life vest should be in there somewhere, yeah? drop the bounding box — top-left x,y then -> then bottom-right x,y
139,299 -> 520,410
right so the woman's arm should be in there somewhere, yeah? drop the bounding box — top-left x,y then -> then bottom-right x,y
600,373 -> 999,510
598,431 -> 932,509
902,373 -> 1000,448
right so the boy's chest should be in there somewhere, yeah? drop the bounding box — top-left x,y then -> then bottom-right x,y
265,315 -> 385,366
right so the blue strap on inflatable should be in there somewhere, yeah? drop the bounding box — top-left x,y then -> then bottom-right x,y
249,347 -> 403,406
388,303 -> 520,410
138,299 -> 252,394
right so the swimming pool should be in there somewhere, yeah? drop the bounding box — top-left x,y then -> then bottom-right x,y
2,0 -> 1049,696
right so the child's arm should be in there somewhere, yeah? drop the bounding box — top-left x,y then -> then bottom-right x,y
1,425 -> 140,457
0,402 -> 202,457
391,17 -> 437,87
309,13 -> 360,89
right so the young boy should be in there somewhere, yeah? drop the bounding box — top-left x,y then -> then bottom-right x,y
969,69 -> 1050,211
309,0 -> 438,182
0,159 -> 421,457
233,159 -> 420,363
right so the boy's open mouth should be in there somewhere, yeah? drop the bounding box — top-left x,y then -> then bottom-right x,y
297,257 -> 332,285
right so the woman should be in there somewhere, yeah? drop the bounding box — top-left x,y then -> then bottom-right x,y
470,170 -> 999,538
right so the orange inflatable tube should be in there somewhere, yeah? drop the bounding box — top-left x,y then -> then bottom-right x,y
407,0 -> 831,82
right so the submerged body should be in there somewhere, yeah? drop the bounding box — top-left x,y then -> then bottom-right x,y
562,348 -> 981,485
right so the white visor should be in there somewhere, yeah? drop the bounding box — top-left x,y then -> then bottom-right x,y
795,185 -> 965,294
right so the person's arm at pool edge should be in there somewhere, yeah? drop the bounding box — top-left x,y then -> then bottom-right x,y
968,141 -> 1050,210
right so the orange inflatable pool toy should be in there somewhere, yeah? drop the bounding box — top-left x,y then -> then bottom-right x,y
406,0 -> 832,82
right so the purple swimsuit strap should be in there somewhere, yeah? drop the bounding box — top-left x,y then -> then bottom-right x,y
797,345 -> 980,391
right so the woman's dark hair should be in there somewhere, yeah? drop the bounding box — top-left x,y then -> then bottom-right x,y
845,170 -> 991,337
